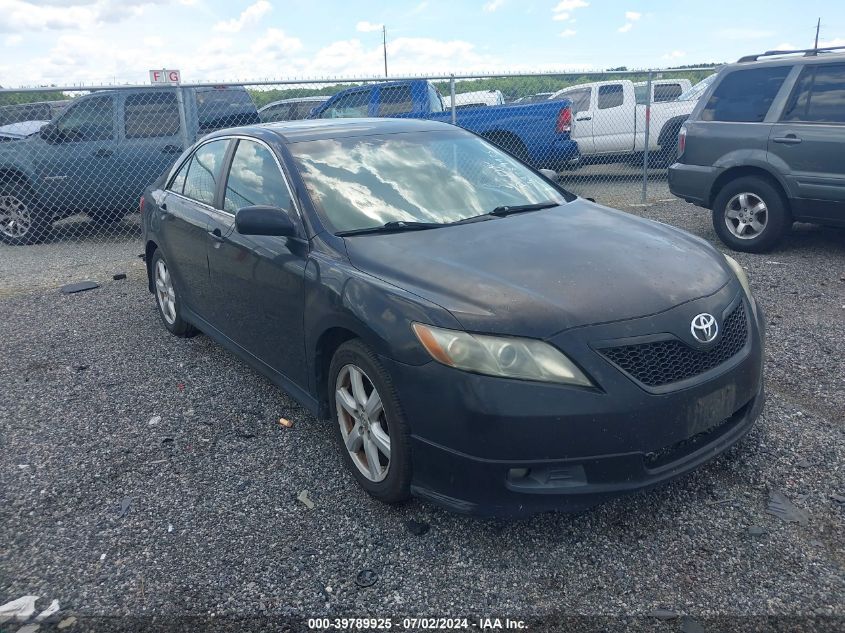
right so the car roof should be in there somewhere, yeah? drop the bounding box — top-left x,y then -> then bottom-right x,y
235,117 -> 460,143
259,96 -> 329,109
731,49 -> 845,68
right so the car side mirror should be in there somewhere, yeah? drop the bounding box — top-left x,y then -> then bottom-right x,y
39,123 -> 62,143
235,205 -> 296,237
539,168 -> 558,181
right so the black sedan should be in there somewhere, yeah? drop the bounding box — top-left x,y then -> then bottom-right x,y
141,118 -> 765,517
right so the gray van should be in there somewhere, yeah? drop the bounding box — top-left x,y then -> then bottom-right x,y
669,47 -> 845,252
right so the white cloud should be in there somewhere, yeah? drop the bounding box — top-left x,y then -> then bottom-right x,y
662,50 -> 686,60
625,11 -> 641,21
356,20 -> 382,32
411,1 -> 428,13
618,23 -> 632,33
0,0 -> 180,32
213,0 -> 271,33
552,0 -> 586,23
559,29 -> 576,37
483,0 -> 505,12
553,0 -> 588,10
5,33 -> 23,45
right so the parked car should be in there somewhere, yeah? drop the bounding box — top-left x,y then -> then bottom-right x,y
309,80 -> 579,170
0,85 -> 259,245
141,118 -> 764,517
675,74 -> 718,103
442,89 -> 505,110
670,47 -> 845,252
258,96 -> 329,122
0,100 -> 69,126
633,79 -> 692,103
548,79 -> 697,165
0,120 -> 49,142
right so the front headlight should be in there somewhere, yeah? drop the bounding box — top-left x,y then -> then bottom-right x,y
412,323 -> 592,387
724,254 -> 753,299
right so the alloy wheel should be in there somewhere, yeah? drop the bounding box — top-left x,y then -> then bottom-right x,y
0,194 -> 32,239
724,192 -> 768,240
335,364 -> 391,482
155,259 -> 177,325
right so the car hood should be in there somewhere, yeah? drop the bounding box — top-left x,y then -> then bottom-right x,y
342,201 -> 731,338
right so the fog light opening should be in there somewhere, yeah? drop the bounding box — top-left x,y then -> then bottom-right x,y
507,467 -> 530,481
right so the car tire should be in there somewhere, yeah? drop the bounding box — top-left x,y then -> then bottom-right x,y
0,180 -> 51,246
328,339 -> 412,504
712,176 -> 790,253
150,249 -> 196,337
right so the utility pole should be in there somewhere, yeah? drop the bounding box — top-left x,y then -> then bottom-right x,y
383,25 -> 388,77
814,17 -> 820,49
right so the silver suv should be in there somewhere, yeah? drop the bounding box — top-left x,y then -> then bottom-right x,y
669,46 -> 845,252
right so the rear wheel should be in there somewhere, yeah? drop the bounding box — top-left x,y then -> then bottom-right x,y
329,339 -> 411,504
712,176 -> 790,253
0,181 -> 50,246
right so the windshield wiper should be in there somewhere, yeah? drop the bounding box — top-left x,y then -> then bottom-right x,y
488,201 -> 560,217
336,220 -> 444,236
336,215 -> 494,237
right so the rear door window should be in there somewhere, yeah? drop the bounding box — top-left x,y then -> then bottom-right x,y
182,139 -> 230,206
782,63 -> 845,124
653,83 -> 683,102
598,84 -> 624,109
702,66 -> 791,122
124,92 -> 180,138
320,89 -> 372,118
378,85 -> 414,116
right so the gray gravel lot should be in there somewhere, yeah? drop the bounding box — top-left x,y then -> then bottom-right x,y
1,198 -> 843,630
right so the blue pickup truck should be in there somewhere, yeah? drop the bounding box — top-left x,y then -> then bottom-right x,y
310,80 -> 579,171
0,85 -> 259,245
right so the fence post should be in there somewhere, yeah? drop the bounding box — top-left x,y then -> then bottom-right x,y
641,69 -> 653,205
449,74 -> 456,125
175,86 -> 189,148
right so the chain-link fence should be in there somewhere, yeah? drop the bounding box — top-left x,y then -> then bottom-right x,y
0,68 -> 717,251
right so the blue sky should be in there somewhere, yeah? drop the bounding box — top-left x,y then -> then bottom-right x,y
2,0 -> 843,87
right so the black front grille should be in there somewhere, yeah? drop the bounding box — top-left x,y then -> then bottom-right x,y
600,303 -> 748,387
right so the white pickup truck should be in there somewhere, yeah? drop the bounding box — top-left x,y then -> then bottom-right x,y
549,79 -> 696,165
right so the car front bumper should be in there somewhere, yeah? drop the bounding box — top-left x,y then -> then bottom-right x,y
668,162 -> 721,207
382,290 -> 765,517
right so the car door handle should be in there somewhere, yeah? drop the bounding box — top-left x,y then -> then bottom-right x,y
575,114 -> 592,121
161,144 -> 182,154
772,135 -> 802,145
93,148 -> 113,157
208,227 -> 224,242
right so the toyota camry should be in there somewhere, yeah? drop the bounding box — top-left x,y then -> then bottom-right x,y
141,118 -> 764,517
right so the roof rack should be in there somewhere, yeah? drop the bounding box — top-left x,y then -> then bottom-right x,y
738,45 -> 845,62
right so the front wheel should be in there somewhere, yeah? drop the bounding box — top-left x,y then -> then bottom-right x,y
711,176 -> 790,253
0,181 -> 51,246
329,339 -> 411,504
151,249 -> 196,337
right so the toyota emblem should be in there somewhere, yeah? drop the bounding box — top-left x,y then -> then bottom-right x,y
691,313 -> 719,344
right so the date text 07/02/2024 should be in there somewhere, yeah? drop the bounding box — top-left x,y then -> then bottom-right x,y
306,617 -> 529,630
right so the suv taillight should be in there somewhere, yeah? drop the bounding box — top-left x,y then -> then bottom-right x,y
139,195 -> 145,215
678,125 -> 687,157
556,106 -> 572,133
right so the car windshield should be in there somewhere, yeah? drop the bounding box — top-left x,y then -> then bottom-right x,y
287,130 -> 569,233
677,74 -> 717,101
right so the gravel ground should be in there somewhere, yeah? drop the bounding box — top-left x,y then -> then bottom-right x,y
1,199 -> 843,631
